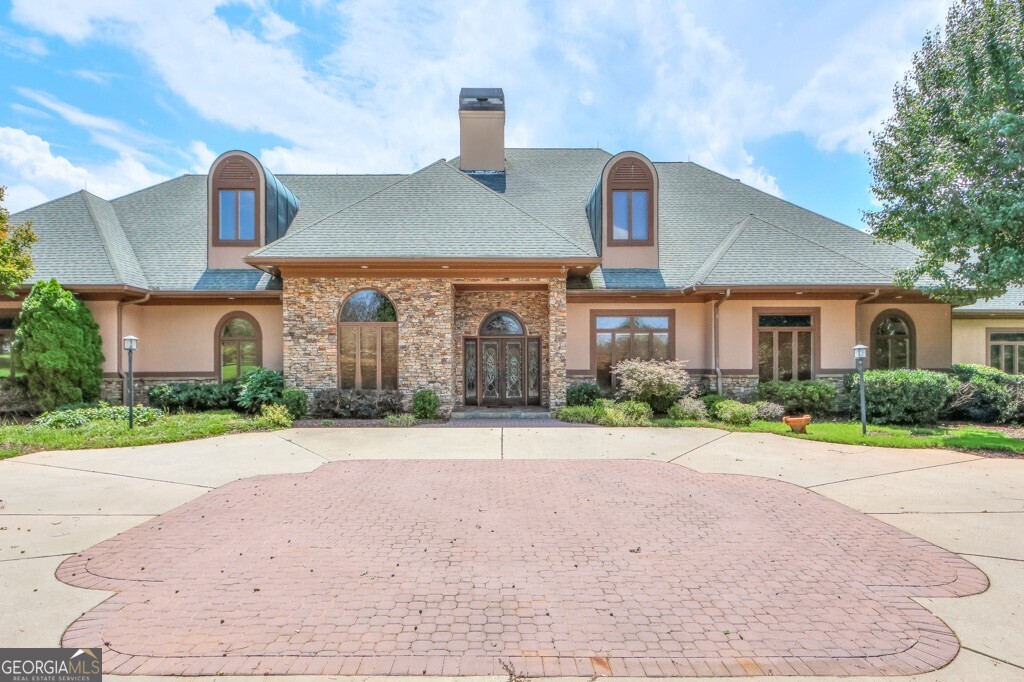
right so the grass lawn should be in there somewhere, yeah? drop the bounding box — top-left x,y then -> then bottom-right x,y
0,410 -> 272,460
653,417 -> 1024,454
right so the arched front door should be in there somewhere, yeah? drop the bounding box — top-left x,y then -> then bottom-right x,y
464,311 -> 542,407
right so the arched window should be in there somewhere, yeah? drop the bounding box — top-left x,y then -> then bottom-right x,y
480,311 -> 525,335
338,290 -> 398,390
217,313 -> 261,383
607,158 -> 653,245
212,155 -> 260,246
871,310 -> 915,370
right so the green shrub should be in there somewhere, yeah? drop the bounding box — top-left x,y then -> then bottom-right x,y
855,369 -> 954,425
311,389 -> 403,419
0,381 -> 36,416
236,368 -> 284,414
384,413 -> 418,427
147,382 -> 240,412
554,399 -> 652,426
13,279 -> 104,410
715,400 -> 756,425
253,402 -> 292,429
31,403 -> 163,429
755,380 -> 837,415
667,396 -> 709,421
617,400 -> 654,424
947,363 -> 1018,423
53,401 -> 103,411
554,405 -> 605,424
281,388 -> 309,420
700,393 -> 729,417
613,359 -> 693,413
567,382 -> 601,406
411,389 -> 440,419
753,401 -> 785,421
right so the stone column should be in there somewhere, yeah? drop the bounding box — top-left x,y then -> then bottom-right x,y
547,277 -> 568,409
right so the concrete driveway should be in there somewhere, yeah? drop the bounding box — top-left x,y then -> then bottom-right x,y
1,426 -> 1021,680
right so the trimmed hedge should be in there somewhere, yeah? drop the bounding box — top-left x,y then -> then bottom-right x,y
148,382 -> 240,412
281,389 -> 309,420
755,380 -> 837,415
567,382 -> 601,407
311,389 -> 403,419
854,369 -> 953,425
700,393 -> 729,417
715,399 -> 756,426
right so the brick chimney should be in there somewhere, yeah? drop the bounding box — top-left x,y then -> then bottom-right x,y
458,88 -> 505,172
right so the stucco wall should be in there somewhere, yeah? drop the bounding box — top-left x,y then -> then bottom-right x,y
82,300 -> 283,377
716,298 -> 858,371
566,301 -> 709,373
858,302 -> 952,369
952,316 -> 1024,366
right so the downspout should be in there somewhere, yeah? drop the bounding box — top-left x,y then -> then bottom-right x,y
855,289 -> 881,345
712,288 -> 731,394
117,293 -> 151,404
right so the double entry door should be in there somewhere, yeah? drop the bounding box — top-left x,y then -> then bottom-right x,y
465,336 -> 541,406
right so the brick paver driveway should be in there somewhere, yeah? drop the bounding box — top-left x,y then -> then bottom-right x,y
58,460 -> 986,677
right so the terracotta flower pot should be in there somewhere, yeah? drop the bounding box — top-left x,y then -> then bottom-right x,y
783,414 -> 812,434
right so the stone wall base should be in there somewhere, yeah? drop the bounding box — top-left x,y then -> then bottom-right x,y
101,376 -> 217,406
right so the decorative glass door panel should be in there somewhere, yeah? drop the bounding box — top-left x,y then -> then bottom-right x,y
466,336 -> 542,406
504,340 -> 524,402
481,340 -> 501,405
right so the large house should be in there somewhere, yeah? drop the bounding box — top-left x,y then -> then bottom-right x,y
8,88 -> 1024,412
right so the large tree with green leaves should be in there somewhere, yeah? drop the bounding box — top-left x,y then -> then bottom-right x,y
868,0 -> 1024,305
0,186 -> 38,297
14,279 -> 105,410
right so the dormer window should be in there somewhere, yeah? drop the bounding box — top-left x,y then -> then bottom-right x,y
607,158 -> 653,246
211,154 -> 261,246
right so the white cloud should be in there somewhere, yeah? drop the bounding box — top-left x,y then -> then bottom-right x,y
260,12 -> 299,42
0,126 -> 166,211
5,0 -> 953,209
73,69 -> 119,85
10,103 -> 53,119
779,0 -> 952,153
188,140 -> 217,173
0,25 -> 48,57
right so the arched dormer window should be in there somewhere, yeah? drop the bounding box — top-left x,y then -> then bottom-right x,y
606,156 -> 655,246
871,310 -> 915,370
211,154 -> 261,246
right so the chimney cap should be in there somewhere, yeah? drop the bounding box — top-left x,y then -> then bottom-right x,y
459,88 -> 504,111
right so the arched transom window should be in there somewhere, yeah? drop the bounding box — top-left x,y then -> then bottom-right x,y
607,158 -> 653,245
212,155 -> 260,245
480,311 -> 525,335
218,313 -> 261,383
872,311 -> 915,370
338,289 -> 398,390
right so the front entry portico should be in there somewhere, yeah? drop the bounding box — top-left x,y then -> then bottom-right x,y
464,311 -> 542,406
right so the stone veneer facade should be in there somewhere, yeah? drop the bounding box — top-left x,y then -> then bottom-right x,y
282,276 -> 568,412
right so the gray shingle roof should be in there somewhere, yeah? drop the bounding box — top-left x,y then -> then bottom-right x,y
955,287 -> 1024,313
252,159 -> 594,259
11,147 -> 942,295
12,191 -> 133,287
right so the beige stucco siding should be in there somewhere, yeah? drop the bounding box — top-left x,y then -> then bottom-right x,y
120,304 -> 283,374
83,301 -> 120,374
952,316 -> 1024,366
858,303 -> 952,369
566,302 -> 708,372
716,298 -> 858,372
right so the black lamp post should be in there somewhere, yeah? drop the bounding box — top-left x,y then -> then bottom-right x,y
123,335 -> 138,429
853,344 -> 867,435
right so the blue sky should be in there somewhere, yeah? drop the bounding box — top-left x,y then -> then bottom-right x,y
0,0 -> 950,227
